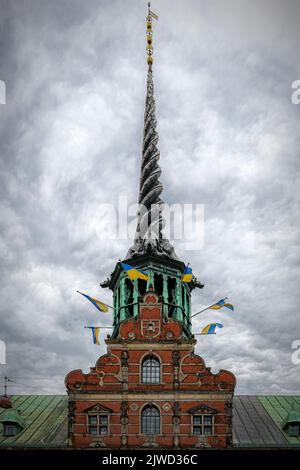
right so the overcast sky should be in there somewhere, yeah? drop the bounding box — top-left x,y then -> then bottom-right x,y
0,0 -> 300,395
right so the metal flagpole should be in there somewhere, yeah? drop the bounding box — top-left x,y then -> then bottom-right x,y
190,297 -> 228,319
194,333 -> 216,335
84,326 -> 113,329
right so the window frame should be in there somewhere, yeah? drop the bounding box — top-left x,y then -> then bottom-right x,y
3,423 -> 21,437
87,413 -> 109,436
141,355 -> 161,384
141,405 -> 161,435
288,423 -> 300,437
192,414 -> 214,436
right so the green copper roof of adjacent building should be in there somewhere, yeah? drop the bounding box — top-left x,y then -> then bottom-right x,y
0,395 -> 67,448
1,395 -> 300,448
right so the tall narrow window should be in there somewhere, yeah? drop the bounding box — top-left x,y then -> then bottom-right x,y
141,356 -> 160,383
141,406 -> 160,434
154,273 -> 163,296
167,277 -> 176,317
125,278 -> 134,317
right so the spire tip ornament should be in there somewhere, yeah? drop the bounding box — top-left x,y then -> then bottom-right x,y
146,3 -> 158,69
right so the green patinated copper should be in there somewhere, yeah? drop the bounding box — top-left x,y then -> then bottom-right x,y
0,395 -> 68,448
258,396 -> 300,445
109,257 -> 194,339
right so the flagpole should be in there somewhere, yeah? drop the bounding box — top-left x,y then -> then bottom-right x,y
190,305 -> 212,319
190,297 -> 228,319
194,333 -> 216,335
84,326 -> 113,329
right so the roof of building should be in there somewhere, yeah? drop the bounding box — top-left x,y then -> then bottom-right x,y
0,395 -> 299,448
233,396 -> 300,447
0,395 -> 68,448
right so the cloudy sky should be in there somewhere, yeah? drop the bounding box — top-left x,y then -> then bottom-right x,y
0,0 -> 300,395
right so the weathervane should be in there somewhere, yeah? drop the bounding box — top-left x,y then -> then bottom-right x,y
146,2 -> 158,69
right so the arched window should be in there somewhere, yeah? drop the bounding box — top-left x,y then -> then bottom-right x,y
141,405 -> 160,434
141,356 -> 160,383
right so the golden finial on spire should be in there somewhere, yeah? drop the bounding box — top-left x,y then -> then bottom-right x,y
146,2 -> 158,69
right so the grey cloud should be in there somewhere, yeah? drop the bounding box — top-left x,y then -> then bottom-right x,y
0,0 -> 299,395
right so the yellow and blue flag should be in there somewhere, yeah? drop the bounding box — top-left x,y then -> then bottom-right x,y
77,291 -> 109,313
200,323 -> 223,335
209,298 -> 234,311
121,262 -> 149,281
86,326 -> 100,345
181,265 -> 193,282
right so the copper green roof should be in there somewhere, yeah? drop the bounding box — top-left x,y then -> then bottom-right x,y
0,395 -> 67,448
0,395 -> 300,448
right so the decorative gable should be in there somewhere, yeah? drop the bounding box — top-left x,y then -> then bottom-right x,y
188,404 -> 218,415
84,403 -> 113,414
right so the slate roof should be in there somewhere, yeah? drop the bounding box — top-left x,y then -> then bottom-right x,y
0,395 -> 299,448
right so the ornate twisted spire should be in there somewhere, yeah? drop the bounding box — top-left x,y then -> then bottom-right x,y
126,5 -> 177,260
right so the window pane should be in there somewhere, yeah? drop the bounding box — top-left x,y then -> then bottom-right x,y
89,426 -> 98,436
204,425 -> 213,435
88,415 -> 97,425
99,426 -> 108,435
141,406 -> 160,434
204,415 -> 212,424
289,424 -> 300,436
99,416 -> 108,425
4,424 -> 18,437
142,357 -> 160,384
193,426 -> 202,435
193,416 -> 202,425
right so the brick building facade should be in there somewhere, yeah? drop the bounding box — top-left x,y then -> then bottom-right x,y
65,289 -> 235,448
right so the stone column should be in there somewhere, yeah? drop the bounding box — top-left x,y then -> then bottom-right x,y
120,401 -> 129,448
133,279 -> 139,317
163,274 -> 168,317
174,278 -> 183,321
67,400 -> 76,447
172,401 -> 181,448
225,400 -> 233,447
119,277 -> 127,321
121,349 -> 129,391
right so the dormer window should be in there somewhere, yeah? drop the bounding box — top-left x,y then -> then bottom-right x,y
0,408 -> 26,437
288,423 -> 300,436
282,404 -> 300,437
3,423 -> 22,437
